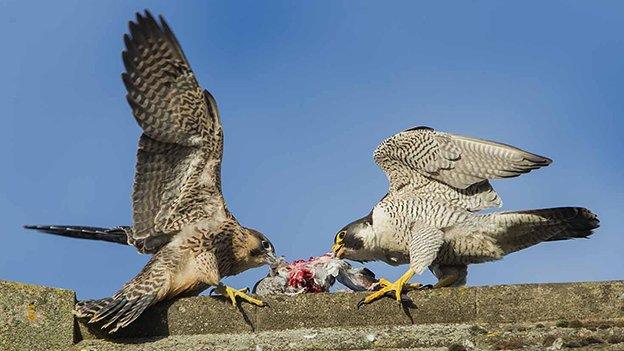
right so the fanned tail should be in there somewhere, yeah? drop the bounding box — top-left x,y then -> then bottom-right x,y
486,207 -> 599,254
544,208 -> 599,241
23,225 -> 130,245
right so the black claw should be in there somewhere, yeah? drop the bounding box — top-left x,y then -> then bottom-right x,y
357,298 -> 366,309
399,296 -> 415,307
419,284 -> 434,290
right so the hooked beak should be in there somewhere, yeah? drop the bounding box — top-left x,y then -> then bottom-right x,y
264,250 -> 278,265
331,243 -> 345,259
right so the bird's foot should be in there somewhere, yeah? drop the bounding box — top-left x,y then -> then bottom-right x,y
213,284 -> 265,307
375,278 -> 423,291
358,271 -> 417,307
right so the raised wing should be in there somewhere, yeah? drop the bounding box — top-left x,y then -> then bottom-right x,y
122,11 -> 226,252
373,126 -> 551,211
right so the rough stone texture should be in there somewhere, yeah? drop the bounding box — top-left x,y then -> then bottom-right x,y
3,280 -> 624,350
72,321 -> 624,350
78,296 -> 255,340
475,281 -> 624,323
255,284 -> 479,331
0,280 -> 75,351
76,280 -> 624,340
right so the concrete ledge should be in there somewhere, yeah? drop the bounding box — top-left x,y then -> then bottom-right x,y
0,280 -> 76,350
73,320 -> 624,351
2,280 -> 623,350
76,280 -> 624,340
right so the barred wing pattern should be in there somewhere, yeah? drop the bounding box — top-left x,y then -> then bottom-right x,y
122,12 -> 226,252
373,126 -> 551,210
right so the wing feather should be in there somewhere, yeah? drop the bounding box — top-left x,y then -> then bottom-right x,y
374,127 -> 551,210
123,11 -> 226,252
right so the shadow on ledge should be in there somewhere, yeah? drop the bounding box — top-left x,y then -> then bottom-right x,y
75,280 -> 624,341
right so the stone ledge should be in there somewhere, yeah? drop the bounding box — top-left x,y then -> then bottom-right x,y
2,280 -> 623,350
77,280 -> 624,340
0,280 -> 76,351
73,320 -> 624,351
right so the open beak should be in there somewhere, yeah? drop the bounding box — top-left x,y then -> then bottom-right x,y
331,243 -> 345,259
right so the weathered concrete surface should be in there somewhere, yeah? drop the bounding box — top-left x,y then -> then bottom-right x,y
77,280 -> 624,340
77,296 -> 256,340
474,281 -> 624,324
2,279 -> 623,350
73,320 -> 624,350
0,280 -> 75,351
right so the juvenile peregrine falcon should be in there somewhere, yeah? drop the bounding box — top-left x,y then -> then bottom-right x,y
25,11 -> 275,332
331,126 -> 599,305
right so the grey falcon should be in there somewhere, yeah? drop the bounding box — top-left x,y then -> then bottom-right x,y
25,11 -> 276,332
331,126 -> 599,305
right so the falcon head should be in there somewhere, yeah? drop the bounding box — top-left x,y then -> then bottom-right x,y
233,228 -> 277,274
331,214 -> 376,262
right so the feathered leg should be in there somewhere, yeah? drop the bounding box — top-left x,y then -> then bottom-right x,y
430,264 -> 467,288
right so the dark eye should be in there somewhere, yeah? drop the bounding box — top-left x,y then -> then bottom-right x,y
261,240 -> 272,251
336,231 -> 346,241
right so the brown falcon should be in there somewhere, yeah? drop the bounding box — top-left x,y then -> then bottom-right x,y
330,126 -> 599,306
25,11 -> 276,332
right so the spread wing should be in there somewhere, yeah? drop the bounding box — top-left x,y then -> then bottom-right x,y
373,126 -> 551,211
122,11 -> 227,252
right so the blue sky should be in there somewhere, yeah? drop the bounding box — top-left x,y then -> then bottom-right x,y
1,1 -> 622,300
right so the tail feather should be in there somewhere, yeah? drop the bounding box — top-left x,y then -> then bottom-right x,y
486,207 -> 599,254
545,207 -> 599,241
23,224 -> 130,245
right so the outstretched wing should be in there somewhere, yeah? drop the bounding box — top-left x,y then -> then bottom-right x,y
122,11 -> 227,252
373,126 -> 551,211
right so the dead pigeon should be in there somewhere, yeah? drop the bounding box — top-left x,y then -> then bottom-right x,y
253,253 -> 378,295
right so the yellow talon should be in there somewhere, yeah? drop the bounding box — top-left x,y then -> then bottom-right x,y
377,278 -> 422,291
215,284 -> 265,306
359,270 -> 416,307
